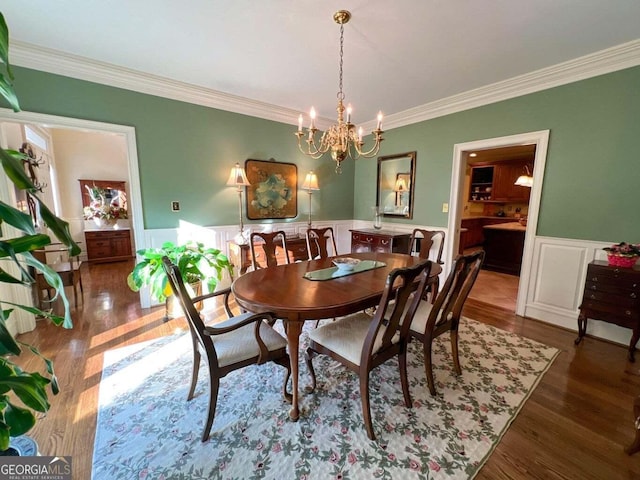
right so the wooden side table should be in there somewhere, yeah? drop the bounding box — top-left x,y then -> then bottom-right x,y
575,260 -> 640,361
228,235 -> 325,275
349,229 -> 410,254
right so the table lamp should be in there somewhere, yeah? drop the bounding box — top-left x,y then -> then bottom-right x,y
226,162 -> 251,244
302,171 -> 319,228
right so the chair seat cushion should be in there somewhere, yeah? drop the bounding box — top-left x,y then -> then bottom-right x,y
208,314 -> 287,367
409,300 -> 433,335
308,312 -> 398,366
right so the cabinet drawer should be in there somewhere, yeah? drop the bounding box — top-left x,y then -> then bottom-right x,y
583,301 -> 639,320
585,281 -> 638,296
582,289 -> 638,308
88,246 -> 112,258
352,233 -> 376,245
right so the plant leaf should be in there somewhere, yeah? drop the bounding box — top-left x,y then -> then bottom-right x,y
4,401 -> 36,437
0,200 -> 36,234
0,314 -> 21,356
0,13 -> 13,79
0,147 -> 33,190
35,198 -> 81,256
0,374 -> 51,412
0,74 -> 20,112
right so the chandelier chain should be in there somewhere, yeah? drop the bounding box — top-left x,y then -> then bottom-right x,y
338,23 -> 344,101
294,10 -> 384,174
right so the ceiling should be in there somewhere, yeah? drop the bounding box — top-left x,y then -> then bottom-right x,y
2,1 -> 640,129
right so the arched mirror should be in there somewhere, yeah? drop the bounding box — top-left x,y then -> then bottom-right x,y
376,151 -> 416,219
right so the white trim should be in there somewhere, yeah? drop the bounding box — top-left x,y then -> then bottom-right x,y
446,130 -> 550,317
11,39 -> 640,130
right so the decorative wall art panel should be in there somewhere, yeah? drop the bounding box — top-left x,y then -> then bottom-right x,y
245,159 -> 297,220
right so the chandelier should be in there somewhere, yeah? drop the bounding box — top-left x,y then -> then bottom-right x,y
295,10 -> 384,174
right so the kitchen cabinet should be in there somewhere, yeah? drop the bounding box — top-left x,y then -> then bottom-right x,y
482,222 -> 526,275
492,161 -> 531,202
468,160 -> 531,203
85,229 -> 132,263
576,260 -> 640,361
350,229 -> 410,254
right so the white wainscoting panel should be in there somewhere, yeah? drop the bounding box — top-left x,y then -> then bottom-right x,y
524,236 -> 633,348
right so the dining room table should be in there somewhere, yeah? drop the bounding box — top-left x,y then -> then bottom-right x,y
231,251 -> 442,421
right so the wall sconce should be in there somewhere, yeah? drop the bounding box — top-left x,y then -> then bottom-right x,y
302,171 -> 320,228
226,162 -> 251,244
514,165 -> 534,188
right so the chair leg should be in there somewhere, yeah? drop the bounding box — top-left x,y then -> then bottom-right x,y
451,329 -> 462,376
73,283 -> 78,309
399,347 -> 412,408
202,372 -> 219,442
359,372 -> 375,441
187,341 -> 201,401
304,348 -> 317,392
423,339 -> 436,396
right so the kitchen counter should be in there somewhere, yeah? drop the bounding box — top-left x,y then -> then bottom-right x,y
483,222 -> 526,232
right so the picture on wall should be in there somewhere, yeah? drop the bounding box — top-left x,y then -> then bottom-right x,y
245,159 -> 297,220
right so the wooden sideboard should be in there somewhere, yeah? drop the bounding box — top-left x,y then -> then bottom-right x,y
350,229 -> 410,255
228,235 -> 324,275
85,229 -> 132,263
576,260 -> 640,361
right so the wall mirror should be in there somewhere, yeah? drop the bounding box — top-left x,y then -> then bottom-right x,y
376,151 -> 416,219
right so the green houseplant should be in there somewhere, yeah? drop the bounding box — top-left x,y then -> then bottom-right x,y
0,12 -> 80,452
127,241 -> 233,317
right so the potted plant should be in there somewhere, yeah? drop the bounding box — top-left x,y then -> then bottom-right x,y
127,241 -> 233,318
603,242 -> 640,268
0,11 -> 80,454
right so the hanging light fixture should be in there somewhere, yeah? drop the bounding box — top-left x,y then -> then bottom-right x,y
514,165 -> 534,188
295,10 -> 384,174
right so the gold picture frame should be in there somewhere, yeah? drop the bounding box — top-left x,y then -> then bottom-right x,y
245,159 -> 298,220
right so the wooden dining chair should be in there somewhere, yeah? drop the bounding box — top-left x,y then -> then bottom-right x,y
409,250 -> 484,396
32,245 -> 84,309
249,231 -> 290,270
408,228 -> 445,301
306,227 -> 338,260
305,259 -> 433,440
162,256 -> 291,442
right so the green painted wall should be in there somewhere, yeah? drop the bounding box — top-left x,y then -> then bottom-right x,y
5,65 -> 639,242
7,67 -> 355,229
355,66 -> 640,242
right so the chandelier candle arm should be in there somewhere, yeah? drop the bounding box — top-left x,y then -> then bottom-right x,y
295,10 -> 385,174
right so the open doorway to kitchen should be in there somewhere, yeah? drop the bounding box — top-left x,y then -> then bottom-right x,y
445,131 -> 549,316
462,145 -> 535,311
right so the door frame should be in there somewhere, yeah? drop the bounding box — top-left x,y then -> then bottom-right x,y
445,130 -> 550,316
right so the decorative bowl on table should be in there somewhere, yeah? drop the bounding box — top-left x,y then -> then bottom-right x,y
332,257 -> 361,272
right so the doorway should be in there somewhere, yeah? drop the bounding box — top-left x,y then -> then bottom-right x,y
0,108 -> 143,334
445,131 -> 550,316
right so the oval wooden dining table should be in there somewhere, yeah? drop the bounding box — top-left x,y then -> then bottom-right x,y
231,251 -> 442,421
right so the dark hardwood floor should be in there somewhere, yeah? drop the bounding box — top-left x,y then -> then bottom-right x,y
15,259 -> 640,479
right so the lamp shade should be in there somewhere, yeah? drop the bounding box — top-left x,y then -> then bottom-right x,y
226,163 -> 250,187
514,175 -> 533,187
394,178 -> 408,192
302,171 -> 319,190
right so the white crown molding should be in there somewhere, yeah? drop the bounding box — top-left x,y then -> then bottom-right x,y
9,40 -> 306,126
379,39 -> 640,131
10,38 -> 640,131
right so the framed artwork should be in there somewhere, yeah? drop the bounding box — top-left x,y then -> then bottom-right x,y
245,159 -> 297,220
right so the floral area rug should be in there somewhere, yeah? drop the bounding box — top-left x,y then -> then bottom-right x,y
92,318 -> 559,479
